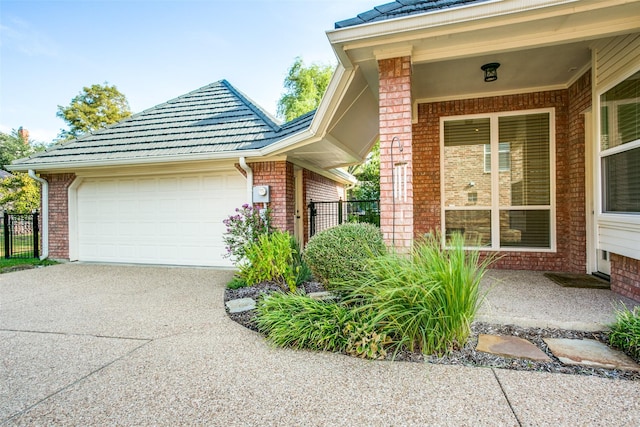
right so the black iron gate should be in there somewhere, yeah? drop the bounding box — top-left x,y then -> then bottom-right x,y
308,199 -> 379,238
1,211 -> 40,259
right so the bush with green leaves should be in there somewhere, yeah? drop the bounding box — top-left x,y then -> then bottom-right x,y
256,293 -> 353,352
226,275 -> 248,290
223,204 -> 273,262
302,223 -> 386,288
609,305 -> 640,361
238,230 -> 300,292
255,292 -> 389,359
290,235 -> 312,286
257,232 -> 491,359
338,232 -> 491,355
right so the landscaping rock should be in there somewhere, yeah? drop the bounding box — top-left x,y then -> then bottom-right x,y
225,298 -> 256,313
307,291 -> 336,301
544,338 -> 640,371
477,334 -> 551,362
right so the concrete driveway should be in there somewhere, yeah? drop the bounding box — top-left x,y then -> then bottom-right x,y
1,264 -> 638,426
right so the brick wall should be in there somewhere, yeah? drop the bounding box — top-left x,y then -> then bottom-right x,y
413,87 -> 590,272
249,161 -> 295,233
42,173 -> 76,260
611,253 -> 640,302
567,71 -> 592,272
303,169 -> 346,243
378,56 -> 414,251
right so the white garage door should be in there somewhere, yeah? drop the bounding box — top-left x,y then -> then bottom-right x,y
77,171 -> 246,267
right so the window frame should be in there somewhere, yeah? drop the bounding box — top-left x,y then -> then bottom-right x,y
440,108 -> 556,252
483,142 -> 511,173
597,68 -> 640,225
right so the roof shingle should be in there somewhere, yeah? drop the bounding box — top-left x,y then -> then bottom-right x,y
13,80 -> 314,168
334,0 -> 489,29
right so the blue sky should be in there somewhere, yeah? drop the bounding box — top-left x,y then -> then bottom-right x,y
0,0 -> 379,143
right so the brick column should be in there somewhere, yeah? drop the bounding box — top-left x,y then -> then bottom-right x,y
378,56 -> 413,251
41,173 -> 76,260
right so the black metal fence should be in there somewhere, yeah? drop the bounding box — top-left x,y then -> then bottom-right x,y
308,199 -> 380,238
1,211 -> 40,259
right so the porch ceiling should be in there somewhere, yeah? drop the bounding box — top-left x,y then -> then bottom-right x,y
351,39 -> 597,104
330,0 -> 640,102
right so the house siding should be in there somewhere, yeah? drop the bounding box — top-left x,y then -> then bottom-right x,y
378,56 -> 414,251
413,87 -> 589,272
42,173 -> 76,260
611,253 -> 640,301
593,33 -> 640,89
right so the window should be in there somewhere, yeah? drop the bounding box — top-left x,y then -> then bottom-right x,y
442,110 -> 553,250
600,70 -> 640,214
484,142 -> 510,172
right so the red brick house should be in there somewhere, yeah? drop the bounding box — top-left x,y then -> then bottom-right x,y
10,80 -> 368,267
10,0 -> 640,302
327,0 -> 640,301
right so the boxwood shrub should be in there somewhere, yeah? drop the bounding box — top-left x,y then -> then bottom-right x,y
302,223 -> 386,288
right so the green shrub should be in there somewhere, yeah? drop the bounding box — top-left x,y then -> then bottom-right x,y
256,231 -> 491,360
303,223 -> 386,288
339,232 -> 492,355
256,292 -> 388,359
227,275 -> 248,290
290,235 -> 312,286
256,293 -> 353,352
223,204 -> 273,262
609,305 -> 640,361
239,230 -> 298,292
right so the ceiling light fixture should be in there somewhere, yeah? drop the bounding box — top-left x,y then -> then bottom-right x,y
481,62 -> 500,82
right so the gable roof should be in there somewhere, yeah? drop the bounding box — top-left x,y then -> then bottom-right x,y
11,80 -> 314,169
334,0 -> 489,29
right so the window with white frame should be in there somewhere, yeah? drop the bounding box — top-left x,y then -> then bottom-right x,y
600,70 -> 640,214
442,110 -> 553,249
484,142 -> 510,172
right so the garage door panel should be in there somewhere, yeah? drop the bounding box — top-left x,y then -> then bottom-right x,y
77,171 -> 245,266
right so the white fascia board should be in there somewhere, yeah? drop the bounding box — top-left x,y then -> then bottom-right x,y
259,64 -> 357,157
289,158 -> 356,185
327,0 -> 582,46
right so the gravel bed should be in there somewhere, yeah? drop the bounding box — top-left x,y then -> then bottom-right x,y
225,283 -> 640,381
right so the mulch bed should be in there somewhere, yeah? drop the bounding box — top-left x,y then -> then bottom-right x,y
225,282 -> 639,381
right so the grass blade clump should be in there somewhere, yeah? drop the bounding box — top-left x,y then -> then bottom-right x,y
338,232 -> 492,356
609,305 -> 640,361
256,293 -> 353,352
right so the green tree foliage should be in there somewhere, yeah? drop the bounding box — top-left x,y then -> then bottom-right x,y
0,129 -> 46,213
56,82 -> 131,140
277,57 -> 334,122
348,140 -> 380,200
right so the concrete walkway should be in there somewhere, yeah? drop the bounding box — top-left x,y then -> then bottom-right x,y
1,264 -> 638,426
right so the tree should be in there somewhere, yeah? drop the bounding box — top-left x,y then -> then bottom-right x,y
0,129 -> 46,213
348,140 -> 380,200
277,57 -> 334,122
56,82 -> 131,140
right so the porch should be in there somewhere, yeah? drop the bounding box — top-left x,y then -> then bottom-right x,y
479,270 -> 639,332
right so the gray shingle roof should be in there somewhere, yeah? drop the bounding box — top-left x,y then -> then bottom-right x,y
13,80 -> 314,168
334,0 -> 489,29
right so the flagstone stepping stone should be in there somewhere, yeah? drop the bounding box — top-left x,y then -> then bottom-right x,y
477,334 -> 551,362
225,298 -> 256,313
307,291 -> 336,301
544,338 -> 640,371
